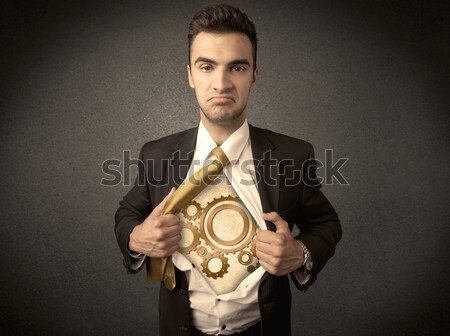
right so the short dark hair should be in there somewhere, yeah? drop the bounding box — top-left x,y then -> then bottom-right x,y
188,3 -> 258,68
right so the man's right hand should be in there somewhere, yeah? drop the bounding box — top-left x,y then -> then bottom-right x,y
128,188 -> 181,258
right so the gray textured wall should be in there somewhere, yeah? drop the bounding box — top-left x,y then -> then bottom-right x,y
1,0 -> 449,335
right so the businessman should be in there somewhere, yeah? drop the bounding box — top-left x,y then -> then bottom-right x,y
115,4 -> 342,335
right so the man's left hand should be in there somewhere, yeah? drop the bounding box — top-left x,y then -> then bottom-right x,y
256,212 -> 304,276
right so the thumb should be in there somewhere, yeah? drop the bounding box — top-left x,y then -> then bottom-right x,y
262,212 -> 290,234
153,187 -> 176,215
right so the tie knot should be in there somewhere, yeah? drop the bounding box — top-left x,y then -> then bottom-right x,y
211,147 -> 229,167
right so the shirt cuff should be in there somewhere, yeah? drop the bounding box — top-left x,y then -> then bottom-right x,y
128,249 -> 146,271
293,269 -> 311,285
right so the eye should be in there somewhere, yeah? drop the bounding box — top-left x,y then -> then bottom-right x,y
200,65 -> 212,72
232,66 -> 245,72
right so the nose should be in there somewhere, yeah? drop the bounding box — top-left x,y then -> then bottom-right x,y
213,69 -> 232,92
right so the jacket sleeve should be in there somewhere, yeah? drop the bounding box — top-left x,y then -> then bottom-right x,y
290,143 -> 342,291
114,144 -> 153,273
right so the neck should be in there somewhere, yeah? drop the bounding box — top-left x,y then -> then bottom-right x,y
200,115 -> 246,146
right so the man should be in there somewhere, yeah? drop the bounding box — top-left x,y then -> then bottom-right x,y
115,4 -> 341,336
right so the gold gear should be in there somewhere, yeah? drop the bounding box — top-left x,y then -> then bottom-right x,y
196,246 -> 207,257
201,251 -> 230,279
238,250 -> 253,266
181,200 -> 203,220
178,221 -> 200,254
200,195 -> 255,253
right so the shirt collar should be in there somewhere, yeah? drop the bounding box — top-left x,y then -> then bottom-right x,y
196,120 -> 250,164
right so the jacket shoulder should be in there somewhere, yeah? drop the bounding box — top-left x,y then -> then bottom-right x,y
250,125 -> 314,156
140,127 -> 197,159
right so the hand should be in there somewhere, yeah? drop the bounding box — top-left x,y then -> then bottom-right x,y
128,188 -> 181,258
256,212 -> 304,276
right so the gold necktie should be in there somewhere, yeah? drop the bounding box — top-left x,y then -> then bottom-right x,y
147,147 -> 229,290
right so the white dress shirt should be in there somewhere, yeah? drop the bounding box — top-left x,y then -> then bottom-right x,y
171,120 -> 266,335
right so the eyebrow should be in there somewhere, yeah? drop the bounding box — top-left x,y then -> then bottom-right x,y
194,57 -> 251,67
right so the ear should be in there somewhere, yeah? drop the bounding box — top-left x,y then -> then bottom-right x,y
187,64 -> 195,88
251,67 -> 258,88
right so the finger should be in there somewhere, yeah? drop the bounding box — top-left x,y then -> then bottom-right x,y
153,187 -> 177,215
256,230 -> 282,244
255,240 -> 272,255
256,239 -> 280,256
150,213 -> 179,229
262,212 -> 290,234
258,258 -> 289,276
160,223 -> 182,238
258,259 -> 273,274
151,223 -> 181,242
257,249 -> 291,271
146,246 -> 177,258
153,239 -> 181,257
159,213 -> 181,227
257,251 -> 280,267
155,233 -> 182,250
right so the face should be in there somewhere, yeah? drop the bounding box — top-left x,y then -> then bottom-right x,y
188,32 -> 258,128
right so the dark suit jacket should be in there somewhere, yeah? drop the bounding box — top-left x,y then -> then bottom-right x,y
115,124 -> 342,336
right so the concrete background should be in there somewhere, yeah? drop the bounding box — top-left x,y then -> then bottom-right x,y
1,0 -> 449,335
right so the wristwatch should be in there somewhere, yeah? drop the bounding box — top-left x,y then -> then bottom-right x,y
299,241 -> 313,273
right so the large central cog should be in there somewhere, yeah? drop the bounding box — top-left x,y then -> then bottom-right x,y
199,195 -> 256,254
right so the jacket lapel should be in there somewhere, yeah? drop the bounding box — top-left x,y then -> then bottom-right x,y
249,124 -> 280,232
169,127 -> 198,189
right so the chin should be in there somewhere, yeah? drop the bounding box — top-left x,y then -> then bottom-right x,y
203,107 -> 245,124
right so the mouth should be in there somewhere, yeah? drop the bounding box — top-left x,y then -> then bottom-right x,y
209,96 -> 235,104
